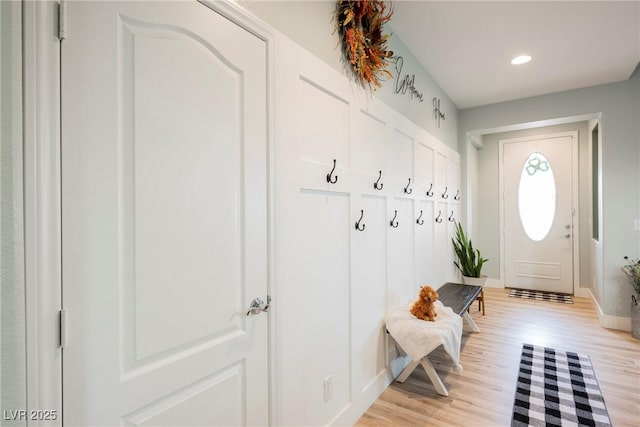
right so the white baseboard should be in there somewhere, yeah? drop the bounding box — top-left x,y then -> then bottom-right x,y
485,278 -> 503,289
329,370 -> 394,427
574,287 -> 592,298
600,314 -> 632,331
584,288 -> 632,332
330,352 -> 411,426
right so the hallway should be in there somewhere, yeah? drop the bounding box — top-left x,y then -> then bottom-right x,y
357,288 -> 640,426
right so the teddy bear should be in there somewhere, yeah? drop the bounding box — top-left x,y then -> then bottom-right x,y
410,285 -> 439,321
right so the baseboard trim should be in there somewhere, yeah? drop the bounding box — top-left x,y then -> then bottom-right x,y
574,287 -> 592,298
329,370 -> 393,427
484,278 -> 503,289
584,288 -> 631,332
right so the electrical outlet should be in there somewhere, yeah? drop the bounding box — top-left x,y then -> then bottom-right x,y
323,375 -> 333,402
634,220 -> 640,231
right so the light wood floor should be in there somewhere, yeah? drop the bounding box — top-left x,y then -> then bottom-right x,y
356,288 -> 640,427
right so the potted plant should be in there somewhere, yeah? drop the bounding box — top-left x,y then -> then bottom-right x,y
452,222 -> 489,286
622,256 -> 640,339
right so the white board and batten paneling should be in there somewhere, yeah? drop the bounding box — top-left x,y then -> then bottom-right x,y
274,35 -> 461,426
275,33 -> 354,427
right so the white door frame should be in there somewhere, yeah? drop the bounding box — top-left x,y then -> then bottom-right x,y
23,2 -> 65,422
498,131 -> 580,294
23,1 -> 277,425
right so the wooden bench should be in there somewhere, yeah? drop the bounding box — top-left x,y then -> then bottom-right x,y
437,282 -> 483,333
393,282 -> 483,396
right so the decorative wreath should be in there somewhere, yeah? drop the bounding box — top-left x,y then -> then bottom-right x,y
334,0 -> 394,90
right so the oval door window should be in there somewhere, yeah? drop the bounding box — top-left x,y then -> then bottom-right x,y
518,152 -> 556,241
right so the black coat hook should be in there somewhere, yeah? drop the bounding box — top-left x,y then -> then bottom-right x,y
454,190 -> 460,201
373,170 -> 384,190
416,210 -> 424,225
426,183 -> 434,197
404,178 -> 412,194
448,210 -> 455,222
326,159 -> 338,184
435,210 -> 443,223
390,210 -> 399,228
355,210 -> 366,231
442,186 -> 448,199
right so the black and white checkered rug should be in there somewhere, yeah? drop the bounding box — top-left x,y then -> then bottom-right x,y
509,289 -> 573,304
512,343 -> 612,427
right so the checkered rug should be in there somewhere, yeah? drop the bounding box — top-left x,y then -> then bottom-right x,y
509,289 -> 573,304
512,343 -> 612,427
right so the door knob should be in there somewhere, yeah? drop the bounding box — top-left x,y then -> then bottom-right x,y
246,296 -> 270,316
563,234 -> 571,239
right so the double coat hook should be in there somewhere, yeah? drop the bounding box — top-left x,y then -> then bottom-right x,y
442,186 -> 448,199
426,183 -> 434,197
448,210 -> 455,222
435,210 -> 443,223
390,210 -> 399,228
373,170 -> 384,190
416,210 -> 424,225
404,178 -> 412,194
355,210 -> 365,231
326,159 -> 338,184
453,190 -> 460,201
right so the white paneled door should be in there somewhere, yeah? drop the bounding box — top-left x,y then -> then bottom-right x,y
61,2 -> 268,425
503,135 -> 576,294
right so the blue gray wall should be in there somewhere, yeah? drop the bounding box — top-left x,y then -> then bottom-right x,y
460,71 -> 640,318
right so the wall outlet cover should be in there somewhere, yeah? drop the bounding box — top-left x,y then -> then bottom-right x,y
323,376 -> 333,402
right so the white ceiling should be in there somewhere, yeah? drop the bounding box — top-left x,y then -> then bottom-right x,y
389,1 -> 640,109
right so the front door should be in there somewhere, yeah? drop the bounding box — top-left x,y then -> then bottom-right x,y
61,2 -> 269,425
502,134 -> 576,294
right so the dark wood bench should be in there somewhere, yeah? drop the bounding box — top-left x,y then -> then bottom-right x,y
391,282 -> 483,396
437,282 -> 483,332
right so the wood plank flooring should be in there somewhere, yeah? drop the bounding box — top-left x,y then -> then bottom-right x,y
356,288 -> 640,427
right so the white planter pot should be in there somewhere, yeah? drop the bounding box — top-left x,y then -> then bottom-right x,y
462,275 -> 488,287
632,300 -> 640,340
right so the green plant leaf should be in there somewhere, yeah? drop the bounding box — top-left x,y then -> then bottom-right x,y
451,222 -> 488,278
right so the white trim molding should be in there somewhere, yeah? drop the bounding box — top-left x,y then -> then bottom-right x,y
573,286 -> 592,299
584,288 -> 632,332
23,1 -> 62,424
484,278 -> 504,289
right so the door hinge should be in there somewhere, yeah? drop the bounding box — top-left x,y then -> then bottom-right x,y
59,309 -> 67,349
58,1 -> 67,41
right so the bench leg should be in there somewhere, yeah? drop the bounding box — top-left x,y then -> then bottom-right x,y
395,358 -> 450,396
396,360 -> 419,383
462,311 -> 481,332
420,358 -> 449,397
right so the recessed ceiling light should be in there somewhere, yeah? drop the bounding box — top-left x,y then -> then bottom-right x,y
511,55 -> 532,65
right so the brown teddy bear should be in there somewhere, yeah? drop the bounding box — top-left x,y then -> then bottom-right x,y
410,285 -> 439,321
